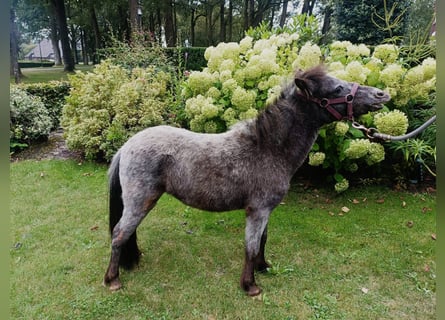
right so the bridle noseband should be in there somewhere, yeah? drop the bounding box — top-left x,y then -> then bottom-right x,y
297,83 -> 359,121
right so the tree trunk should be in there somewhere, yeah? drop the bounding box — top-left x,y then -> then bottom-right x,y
10,7 -> 23,83
70,24 -> 78,64
227,0 -> 233,41
51,0 -> 75,72
248,0 -> 254,27
243,0 -> 249,30
129,0 -> 139,37
148,12 -> 155,36
89,2 -> 101,63
190,8 -> 196,46
164,0 -> 175,46
80,29 -> 88,65
205,2 -> 215,45
156,7 -> 162,44
49,14 -> 62,65
320,4 -> 332,44
279,0 -> 289,27
301,0 -> 316,15
219,0 -> 225,42
269,4 -> 275,28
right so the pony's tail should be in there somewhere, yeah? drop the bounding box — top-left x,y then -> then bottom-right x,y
108,150 -> 140,270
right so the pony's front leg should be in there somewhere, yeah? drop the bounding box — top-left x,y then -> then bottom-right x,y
240,207 -> 271,296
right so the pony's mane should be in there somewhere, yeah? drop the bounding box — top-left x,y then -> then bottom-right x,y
252,82 -> 299,149
235,65 -> 328,149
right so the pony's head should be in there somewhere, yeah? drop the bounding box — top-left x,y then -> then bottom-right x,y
294,65 -> 390,122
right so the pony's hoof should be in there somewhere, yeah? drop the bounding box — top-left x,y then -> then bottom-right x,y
247,285 -> 262,296
104,278 -> 122,291
255,262 -> 271,273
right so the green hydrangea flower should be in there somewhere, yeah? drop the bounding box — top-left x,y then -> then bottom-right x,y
373,110 -> 408,136
344,139 -> 370,159
366,142 -> 385,165
334,121 -> 350,136
308,152 -> 326,166
334,179 -> 349,193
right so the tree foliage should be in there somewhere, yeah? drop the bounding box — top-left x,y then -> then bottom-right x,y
13,0 -> 437,67
331,0 -> 409,44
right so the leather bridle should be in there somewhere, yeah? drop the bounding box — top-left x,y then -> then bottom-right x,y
297,83 -> 359,121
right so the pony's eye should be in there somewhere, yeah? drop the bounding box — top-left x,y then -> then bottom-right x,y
335,86 -> 343,94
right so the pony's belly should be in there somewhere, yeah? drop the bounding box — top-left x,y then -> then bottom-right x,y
166,188 -> 246,212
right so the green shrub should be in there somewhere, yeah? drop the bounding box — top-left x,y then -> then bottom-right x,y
20,81 -> 70,129
62,60 -> 176,161
10,86 -> 53,153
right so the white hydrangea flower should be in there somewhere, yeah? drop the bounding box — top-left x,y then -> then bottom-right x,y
239,108 -> 258,120
293,42 -> 321,70
231,87 -> 256,111
219,59 -> 236,72
239,36 -> 253,53
221,79 -> 238,95
372,44 -> 399,64
421,57 -> 436,80
219,70 -> 232,83
205,87 -> 221,100
379,64 -> 405,87
329,61 -> 345,72
187,71 -> 216,95
345,61 -> 370,83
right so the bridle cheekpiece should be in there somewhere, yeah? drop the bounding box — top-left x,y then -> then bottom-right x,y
297,83 -> 359,121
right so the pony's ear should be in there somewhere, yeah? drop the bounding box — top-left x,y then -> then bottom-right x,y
294,65 -> 326,97
294,75 -> 315,97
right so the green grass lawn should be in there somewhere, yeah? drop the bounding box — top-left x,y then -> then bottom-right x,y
10,160 -> 436,319
11,65 -> 94,84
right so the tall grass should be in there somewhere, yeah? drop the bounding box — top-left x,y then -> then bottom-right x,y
10,160 -> 435,319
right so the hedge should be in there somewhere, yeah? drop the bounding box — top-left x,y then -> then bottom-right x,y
19,61 -> 55,68
163,47 -> 207,71
20,81 -> 71,129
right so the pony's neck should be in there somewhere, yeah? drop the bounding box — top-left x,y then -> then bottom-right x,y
252,87 -> 324,172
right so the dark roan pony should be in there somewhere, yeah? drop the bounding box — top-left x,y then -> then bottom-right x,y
103,65 -> 390,296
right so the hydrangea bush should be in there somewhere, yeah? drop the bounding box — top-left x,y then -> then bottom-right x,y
62,60 -> 176,161
182,35 -> 436,191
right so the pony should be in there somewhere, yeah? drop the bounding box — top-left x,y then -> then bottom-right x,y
103,65 -> 390,296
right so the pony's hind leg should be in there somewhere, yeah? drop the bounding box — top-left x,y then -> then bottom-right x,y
254,225 -> 271,272
104,191 -> 161,291
240,206 -> 271,296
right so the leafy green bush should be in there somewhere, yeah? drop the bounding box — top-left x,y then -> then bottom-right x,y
62,60 -> 176,161
181,30 -> 436,191
20,81 -> 70,129
10,86 -> 53,153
